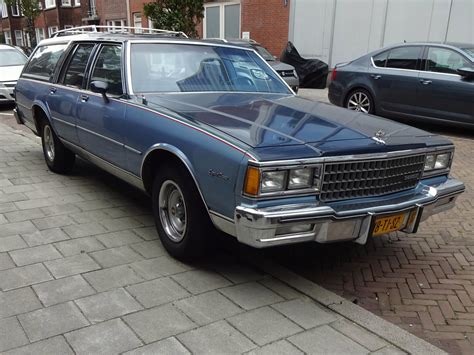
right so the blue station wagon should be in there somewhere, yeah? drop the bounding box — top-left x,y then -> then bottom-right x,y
14,27 -> 465,260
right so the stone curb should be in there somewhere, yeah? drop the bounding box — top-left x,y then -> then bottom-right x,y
243,253 -> 447,355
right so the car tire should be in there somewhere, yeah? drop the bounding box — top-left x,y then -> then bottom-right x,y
41,121 -> 75,174
152,164 -> 214,261
345,89 -> 374,114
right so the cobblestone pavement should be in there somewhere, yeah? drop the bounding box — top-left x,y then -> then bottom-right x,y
0,111 -> 413,354
272,90 -> 474,354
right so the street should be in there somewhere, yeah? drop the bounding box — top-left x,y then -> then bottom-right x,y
0,92 -> 473,354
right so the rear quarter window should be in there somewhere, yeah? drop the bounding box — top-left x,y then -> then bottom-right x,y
22,44 -> 68,81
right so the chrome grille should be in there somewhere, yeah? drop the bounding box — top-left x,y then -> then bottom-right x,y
320,154 -> 425,201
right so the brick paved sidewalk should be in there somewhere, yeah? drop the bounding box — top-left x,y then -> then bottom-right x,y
0,117 -> 431,354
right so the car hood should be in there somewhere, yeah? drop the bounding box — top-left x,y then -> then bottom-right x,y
0,65 -> 23,82
268,61 -> 295,71
142,93 -> 450,159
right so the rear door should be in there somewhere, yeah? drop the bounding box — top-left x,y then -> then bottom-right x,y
368,46 -> 423,116
49,43 -> 96,144
416,46 -> 474,124
76,43 -> 128,169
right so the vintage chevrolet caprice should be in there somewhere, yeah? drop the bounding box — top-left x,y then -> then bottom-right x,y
13,27 -> 465,259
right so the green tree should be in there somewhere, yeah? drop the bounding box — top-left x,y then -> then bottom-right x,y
5,0 -> 41,47
143,0 -> 204,38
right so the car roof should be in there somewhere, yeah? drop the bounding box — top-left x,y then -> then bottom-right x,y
381,41 -> 473,51
0,44 -> 19,50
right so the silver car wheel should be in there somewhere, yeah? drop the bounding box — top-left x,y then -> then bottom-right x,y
159,180 -> 187,242
43,125 -> 55,162
347,91 -> 371,113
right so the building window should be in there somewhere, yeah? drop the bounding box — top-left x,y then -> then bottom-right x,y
11,1 -> 20,16
14,30 -> 24,46
133,13 -> 142,33
106,20 -> 126,33
4,31 -> 12,44
204,2 -> 240,39
38,1 -> 43,10
48,26 -> 59,37
45,0 -> 56,9
25,31 -> 31,47
61,0 -> 71,6
36,27 -> 45,43
1,1 -> 8,18
74,0 -> 80,6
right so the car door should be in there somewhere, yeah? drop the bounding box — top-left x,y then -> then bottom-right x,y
48,43 -> 96,144
368,46 -> 423,117
416,46 -> 474,124
76,43 -> 128,168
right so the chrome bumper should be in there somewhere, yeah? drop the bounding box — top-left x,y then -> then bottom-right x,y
0,86 -> 14,102
234,178 -> 464,248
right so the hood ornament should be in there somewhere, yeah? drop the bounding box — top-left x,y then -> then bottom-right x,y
372,130 -> 386,144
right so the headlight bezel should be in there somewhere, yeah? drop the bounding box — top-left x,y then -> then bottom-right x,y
243,164 -> 323,198
422,149 -> 454,177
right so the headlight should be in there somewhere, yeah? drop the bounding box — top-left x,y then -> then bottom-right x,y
243,164 -> 322,197
288,168 -> 312,189
261,171 -> 286,192
424,151 -> 452,173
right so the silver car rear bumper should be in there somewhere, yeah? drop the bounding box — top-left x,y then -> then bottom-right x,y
234,178 -> 464,248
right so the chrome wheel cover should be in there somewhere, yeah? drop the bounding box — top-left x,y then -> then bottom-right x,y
347,92 -> 371,113
158,180 -> 187,242
43,125 -> 55,162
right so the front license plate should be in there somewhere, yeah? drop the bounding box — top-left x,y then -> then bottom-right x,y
372,213 -> 406,236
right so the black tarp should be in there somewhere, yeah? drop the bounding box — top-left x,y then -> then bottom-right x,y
280,42 -> 328,89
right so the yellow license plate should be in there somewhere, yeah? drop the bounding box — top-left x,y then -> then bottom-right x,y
372,213 -> 406,236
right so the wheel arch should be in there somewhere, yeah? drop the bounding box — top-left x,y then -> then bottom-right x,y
31,102 -> 53,136
140,144 -> 209,213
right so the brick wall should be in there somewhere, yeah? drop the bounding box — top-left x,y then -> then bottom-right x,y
98,0 -> 128,25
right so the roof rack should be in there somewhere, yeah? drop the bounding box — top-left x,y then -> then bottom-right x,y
51,25 -> 188,38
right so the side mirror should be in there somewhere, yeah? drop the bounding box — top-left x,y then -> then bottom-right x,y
90,80 -> 109,102
457,67 -> 474,79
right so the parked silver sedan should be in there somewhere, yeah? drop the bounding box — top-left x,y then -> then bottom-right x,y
0,44 -> 28,103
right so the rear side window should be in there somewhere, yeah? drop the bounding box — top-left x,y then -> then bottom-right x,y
23,44 -> 68,81
372,51 -> 388,67
88,45 -> 123,96
386,46 -> 421,70
62,44 -> 95,88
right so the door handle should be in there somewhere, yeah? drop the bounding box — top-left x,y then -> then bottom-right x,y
420,79 -> 432,85
80,94 -> 89,102
49,87 -> 57,94
371,74 -> 382,80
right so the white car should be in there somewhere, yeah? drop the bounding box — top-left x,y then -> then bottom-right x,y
0,44 -> 28,103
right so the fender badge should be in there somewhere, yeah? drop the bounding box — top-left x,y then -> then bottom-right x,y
208,169 -> 230,181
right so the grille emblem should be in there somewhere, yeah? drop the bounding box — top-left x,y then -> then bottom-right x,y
372,130 -> 386,144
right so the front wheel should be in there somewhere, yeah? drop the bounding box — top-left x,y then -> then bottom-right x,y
346,89 -> 374,114
41,122 -> 75,174
152,164 -> 214,260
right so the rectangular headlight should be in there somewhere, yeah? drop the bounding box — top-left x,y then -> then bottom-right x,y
424,152 -> 451,172
261,171 -> 286,193
288,168 -> 312,189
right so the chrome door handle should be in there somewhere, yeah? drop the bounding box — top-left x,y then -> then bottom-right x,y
49,87 -> 57,94
80,94 -> 89,102
371,74 -> 382,80
420,79 -> 432,85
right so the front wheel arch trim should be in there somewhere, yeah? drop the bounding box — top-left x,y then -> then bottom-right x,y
140,144 -> 211,217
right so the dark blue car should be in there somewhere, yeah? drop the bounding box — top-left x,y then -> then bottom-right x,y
13,28 -> 465,260
329,42 -> 474,127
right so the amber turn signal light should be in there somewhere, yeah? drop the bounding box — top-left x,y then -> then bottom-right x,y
244,166 -> 260,196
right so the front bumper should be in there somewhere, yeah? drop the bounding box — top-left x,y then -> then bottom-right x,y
234,178 -> 464,248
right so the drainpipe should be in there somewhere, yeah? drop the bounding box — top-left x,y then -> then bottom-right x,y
126,0 -> 130,26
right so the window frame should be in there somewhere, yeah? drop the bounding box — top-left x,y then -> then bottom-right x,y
45,0 -> 56,9
48,26 -> 59,37
4,31 -> 12,45
61,0 -> 71,7
203,1 -> 241,39
11,1 -> 20,16
35,27 -> 46,43
14,30 -> 23,47
421,45 -> 473,76
86,43 -> 124,96
58,42 -> 97,89
371,45 -> 423,72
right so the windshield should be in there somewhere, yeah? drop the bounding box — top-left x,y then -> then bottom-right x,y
130,43 -> 290,94
254,45 -> 275,61
0,48 -> 27,67
462,47 -> 474,59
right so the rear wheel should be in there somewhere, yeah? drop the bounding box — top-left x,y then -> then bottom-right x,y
41,121 -> 75,173
152,164 -> 214,261
346,89 -> 374,114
